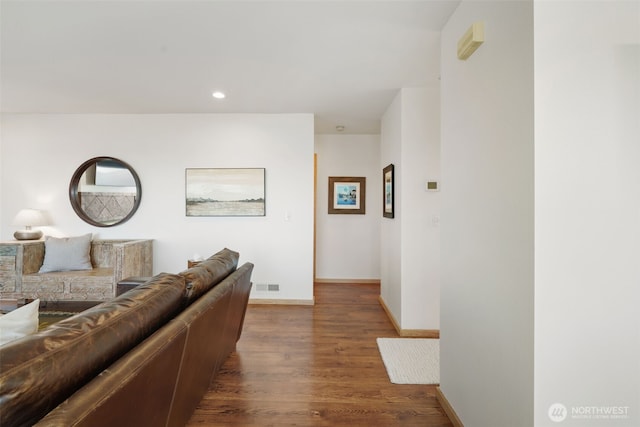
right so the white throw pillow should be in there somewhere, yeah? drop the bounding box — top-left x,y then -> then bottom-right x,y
39,233 -> 93,273
0,299 -> 40,346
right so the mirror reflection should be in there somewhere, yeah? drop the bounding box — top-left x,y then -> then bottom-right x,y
69,157 -> 141,227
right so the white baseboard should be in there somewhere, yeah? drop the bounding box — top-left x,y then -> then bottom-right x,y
314,278 -> 380,284
378,296 -> 439,338
436,387 -> 465,427
249,298 -> 315,306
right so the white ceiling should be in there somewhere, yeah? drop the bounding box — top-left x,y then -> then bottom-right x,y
0,0 -> 460,134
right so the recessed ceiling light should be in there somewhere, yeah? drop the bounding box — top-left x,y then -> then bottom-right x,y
212,91 -> 225,99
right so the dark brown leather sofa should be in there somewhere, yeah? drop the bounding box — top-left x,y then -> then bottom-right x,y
0,248 -> 253,427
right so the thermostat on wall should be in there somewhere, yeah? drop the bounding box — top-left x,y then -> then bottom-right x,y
425,181 -> 439,192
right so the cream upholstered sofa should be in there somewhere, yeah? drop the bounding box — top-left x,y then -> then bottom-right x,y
0,238 -> 153,301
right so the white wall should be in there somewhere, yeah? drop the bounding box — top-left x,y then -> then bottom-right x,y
0,113 -> 315,302
534,1 -> 640,425
440,1 -> 535,426
381,93 -> 403,321
399,87 -> 441,330
314,134 -> 381,281
0,123 -> 3,230
381,87 -> 441,331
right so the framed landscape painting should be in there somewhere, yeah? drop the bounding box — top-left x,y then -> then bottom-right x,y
186,168 -> 265,216
383,164 -> 394,218
328,176 -> 366,215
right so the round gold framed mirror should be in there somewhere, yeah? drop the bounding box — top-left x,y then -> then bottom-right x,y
69,157 -> 141,227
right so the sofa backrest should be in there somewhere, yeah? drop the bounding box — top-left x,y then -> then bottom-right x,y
20,238 -> 153,274
0,272 -> 186,427
179,247 -> 239,304
34,310 -> 194,427
34,262 -> 254,427
168,262 -> 253,426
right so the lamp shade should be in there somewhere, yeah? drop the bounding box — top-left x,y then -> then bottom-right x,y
12,209 -> 49,240
13,209 -> 49,227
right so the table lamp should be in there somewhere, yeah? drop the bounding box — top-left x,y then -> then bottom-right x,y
12,209 -> 49,240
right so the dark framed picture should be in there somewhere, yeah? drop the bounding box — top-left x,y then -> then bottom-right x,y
328,176 -> 366,215
185,168 -> 265,216
383,164 -> 394,218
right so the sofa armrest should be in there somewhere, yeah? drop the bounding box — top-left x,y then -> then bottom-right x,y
113,239 -> 153,283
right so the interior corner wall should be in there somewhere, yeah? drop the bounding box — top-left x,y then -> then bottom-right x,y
380,92 -> 403,322
533,1 -> 640,426
399,87 -> 441,330
380,87 -> 441,331
314,134 -> 381,281
0,129 -> 3,230
440,1 -> 534,426
0,113 -> 315,302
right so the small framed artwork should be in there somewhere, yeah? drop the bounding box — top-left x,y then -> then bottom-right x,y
328,176 -> 366,215
383,164 -> 394,218
186,168 -> 265,216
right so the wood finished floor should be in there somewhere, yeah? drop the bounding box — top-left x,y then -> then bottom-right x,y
186,282 -> 452,427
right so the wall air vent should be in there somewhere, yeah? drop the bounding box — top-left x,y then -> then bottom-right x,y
256,283 -> 279,292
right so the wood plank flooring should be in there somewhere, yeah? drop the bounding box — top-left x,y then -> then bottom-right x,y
187,282 -> 452,426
